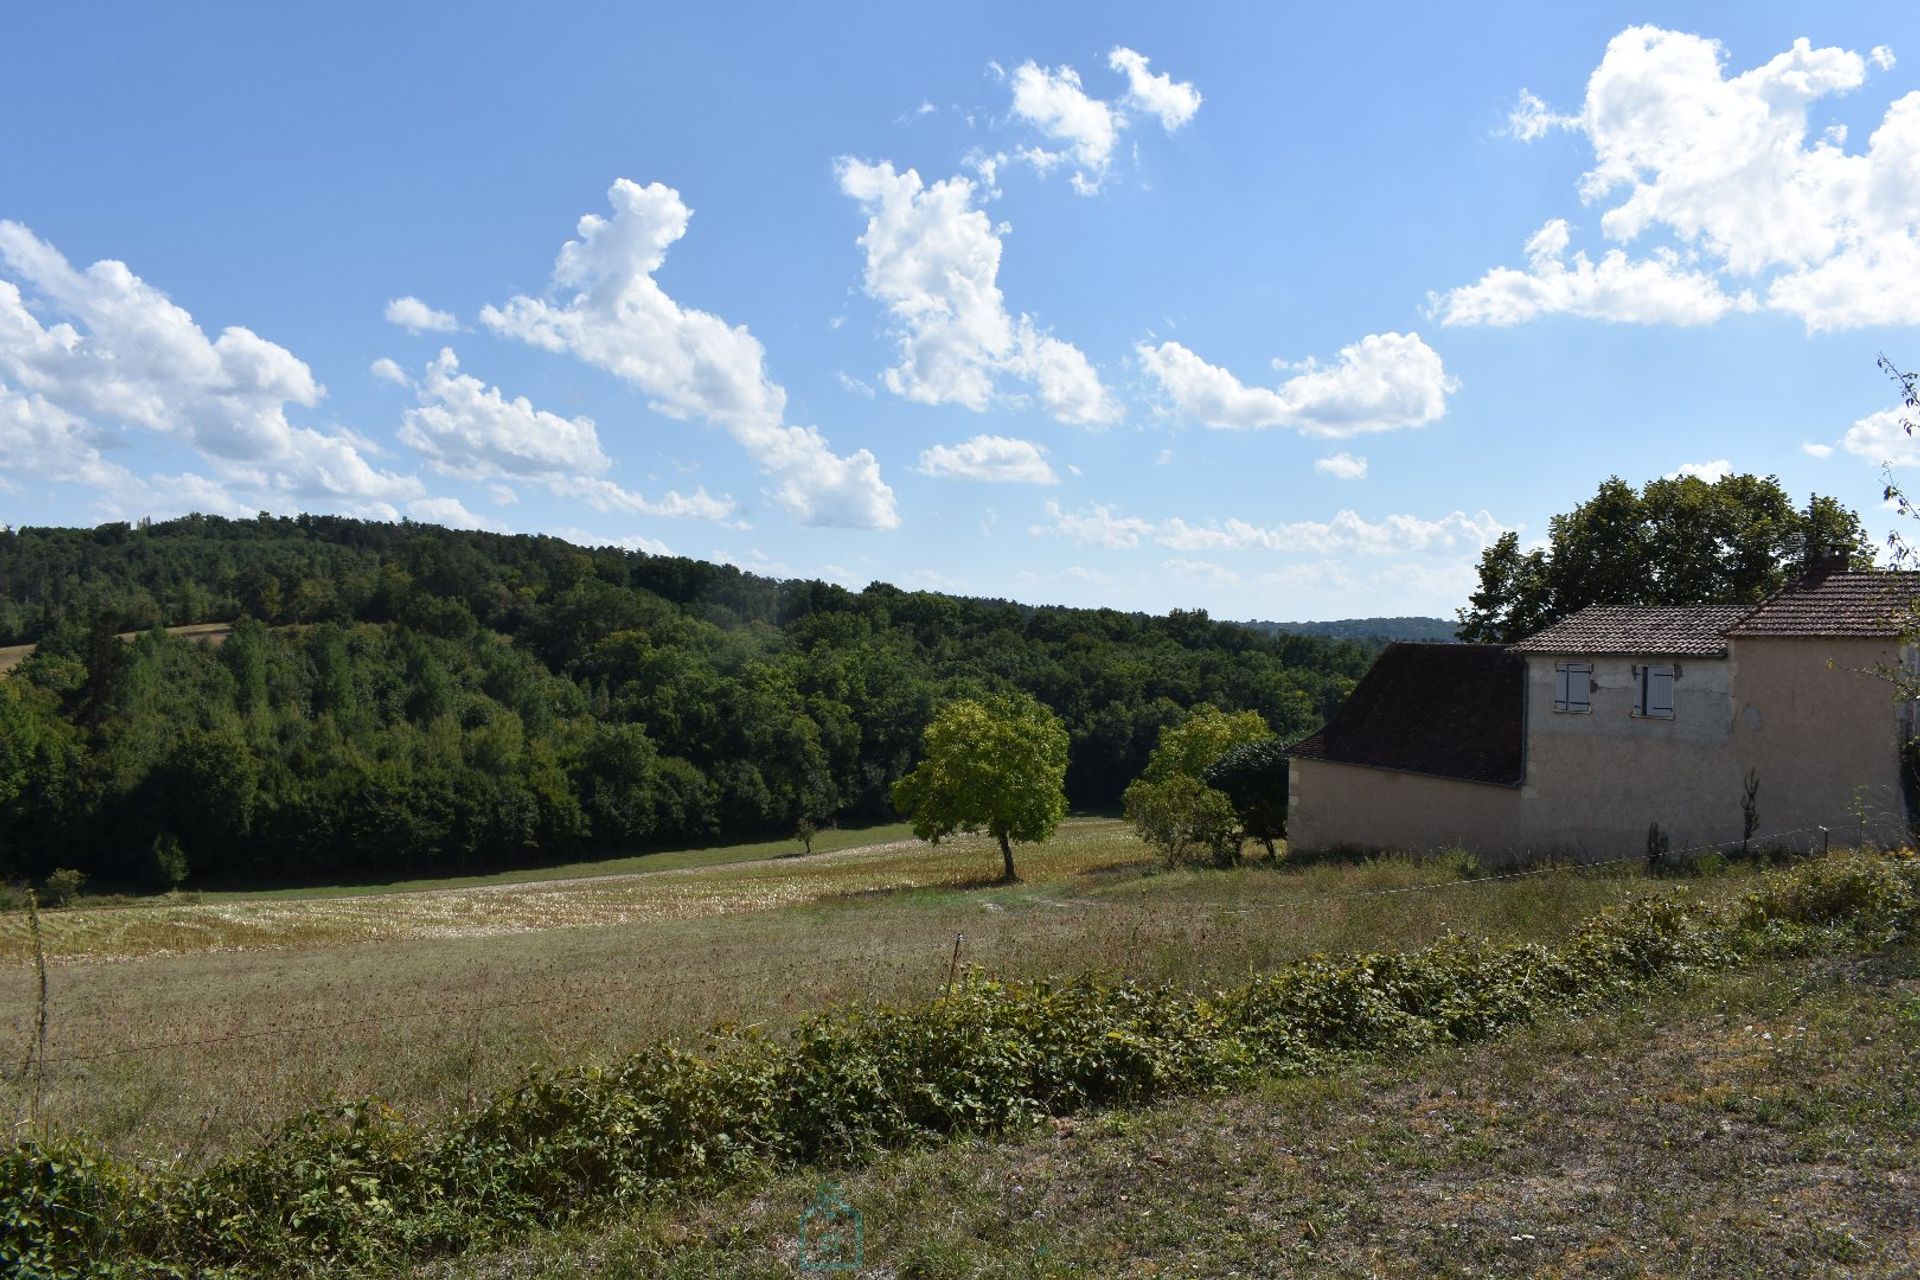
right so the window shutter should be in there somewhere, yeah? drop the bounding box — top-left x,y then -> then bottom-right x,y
1648,666 -> 1675,717
1569,663 -> 1590,712
1554,665 -> 1570,712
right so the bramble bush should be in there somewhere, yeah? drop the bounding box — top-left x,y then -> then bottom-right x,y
4,851 -> 1916,1277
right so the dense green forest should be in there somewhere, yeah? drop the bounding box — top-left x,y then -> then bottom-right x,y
0,514 -> 1371,888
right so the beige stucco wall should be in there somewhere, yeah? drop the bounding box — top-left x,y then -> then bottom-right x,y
1287,756 -> 1522,855
1291,636 -> 1914,863
1519,653 -> 1743,857
1725,637 -> 1909,847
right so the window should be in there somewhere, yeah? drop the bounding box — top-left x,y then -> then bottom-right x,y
1553,662 -> 1592,713
1634,664 -> 1675,719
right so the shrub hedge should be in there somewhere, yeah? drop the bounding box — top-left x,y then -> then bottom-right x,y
5,852 -> 1917,1278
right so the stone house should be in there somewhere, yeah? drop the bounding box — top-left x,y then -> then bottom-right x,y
1285,564 -> 1920,861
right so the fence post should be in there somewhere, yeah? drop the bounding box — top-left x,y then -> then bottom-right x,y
942,933 -> 964,998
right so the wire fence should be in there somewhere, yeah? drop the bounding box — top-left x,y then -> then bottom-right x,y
7,816 -> 1865,1072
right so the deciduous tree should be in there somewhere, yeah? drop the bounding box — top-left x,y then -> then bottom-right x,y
891,692 -> 1068,882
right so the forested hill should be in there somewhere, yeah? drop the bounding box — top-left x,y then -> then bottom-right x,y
1242,617 -> 1458,645
0,515 -> 1371,888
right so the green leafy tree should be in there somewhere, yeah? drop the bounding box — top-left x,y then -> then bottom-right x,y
1123,706 -> 1274,867
1458,473 -> 1873,643
151,832 -> 189,890
892,692 -> 1068,882
1201,739 -> 1290,859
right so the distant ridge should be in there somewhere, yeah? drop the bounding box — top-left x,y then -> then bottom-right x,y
1240,616 -> 1459,646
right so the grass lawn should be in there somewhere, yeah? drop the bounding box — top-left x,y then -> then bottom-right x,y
0,819 -> 1761,1165
426,945 -> 1920,1278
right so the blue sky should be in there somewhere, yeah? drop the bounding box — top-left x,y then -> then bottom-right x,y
4,3 -> 1919,620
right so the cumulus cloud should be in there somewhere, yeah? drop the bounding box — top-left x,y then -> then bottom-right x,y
1109,48 -> 1202,130
1842,407 -> 1920,466
384,296 -> 459,333
1314,451 -> 1369,480
1442,27 -> 1920,330
389,347 -> 736,522
838,159 -> 1119,425
1033,501 -> 1505,556
1136,331 -> 1457,436
0,220 -> 421,515
1030,500 -> 1153,549
482,178 -> 898,529
1802,441 -> 1835,458
1666,459 -> 1732,482
1005,47 -> 1201,191
1009,62 -> 1119,190
409,495 -> 506,531
917,434 -> 1059,484
1435,219 -> 1742,326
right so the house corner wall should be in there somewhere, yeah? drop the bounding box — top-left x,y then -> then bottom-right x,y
1288,757 -> 1523,858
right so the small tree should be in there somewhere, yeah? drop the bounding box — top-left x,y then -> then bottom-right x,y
152,832 -> 190,890
1201,739 -> 1290,859
41,867 -> 86,908
891,692 -> 1069,882
795,817 -> 818,856
1123,706 -> 1274,868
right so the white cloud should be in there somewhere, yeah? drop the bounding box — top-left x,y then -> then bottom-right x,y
1872,45 -> 1897,71
1435,219 -> 1742,326
1031,500 -> 1153,549
1161,557 -> 1240,585
1666,459 -> 1732,482
1108,48 -> 1202,131
399,347 -> 609,480
370,356 -> 408,385
1505,89 -> 1577,141
1033,501 -> 1506,556
1155,448 -> 1174,466
1157,509 -> 1505,556
391,346 -> 735,523
1137,331 -> 1457,435
1010,61 -> 1119,190
1445,28 -> 1920,331
0,220 -> 419,514
1002,48 -> 1201,191
409,495 -> 506,531
838,159 -> 1119,425
384,296 -> 459,333
1314,451 -> 1369,480
1802,441 -> 1835,458
1842,407 -> 1920,466
917,434 -> 1059,484
482,178 -> 898,529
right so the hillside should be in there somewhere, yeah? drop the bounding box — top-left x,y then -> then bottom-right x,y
0,515 -> 1371,889
1242,615 -> 1459,645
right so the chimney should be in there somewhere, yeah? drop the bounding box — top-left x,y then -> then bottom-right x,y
1804,542 -> 1851,580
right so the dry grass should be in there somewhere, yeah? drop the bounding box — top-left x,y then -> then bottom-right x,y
429,946 -> 1920,1279
0,820 -> 1761,1167
0,621 -> 231,674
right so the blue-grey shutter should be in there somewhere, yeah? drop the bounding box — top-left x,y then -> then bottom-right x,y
1554,664 -> 1571,711
1648,666 -> 1674,717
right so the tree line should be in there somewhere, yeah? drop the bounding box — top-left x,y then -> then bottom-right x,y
0,514 -> 1371,888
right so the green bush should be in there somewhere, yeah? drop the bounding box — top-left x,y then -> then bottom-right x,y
39,869 -> 85,909
6,852 -> 1917,1278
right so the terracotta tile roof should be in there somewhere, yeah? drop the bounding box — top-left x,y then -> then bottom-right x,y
1722,570 -> 1920,637
1506,605 -> 1748,657
1286,643 -> 1524,787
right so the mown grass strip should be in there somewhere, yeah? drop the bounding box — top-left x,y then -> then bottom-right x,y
4,851 -> 1916,1279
